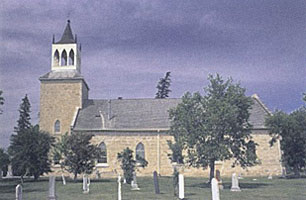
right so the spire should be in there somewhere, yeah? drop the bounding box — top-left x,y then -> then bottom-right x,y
56,20 -> 75,44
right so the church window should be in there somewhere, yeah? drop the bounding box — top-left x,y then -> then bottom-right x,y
54,50 -> 59,66
54,120 -> 60,133
136,142 -> 145,161
61,50 -> 67,66
98,142 -> 107,163
69,49 -> 74,65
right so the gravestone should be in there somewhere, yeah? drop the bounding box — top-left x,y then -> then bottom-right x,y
238,173 -> 243,179
211,178 -> 220,200
118,174 -> 122,200
268,174 -> 273,180
95,170 -> 101,179
16,184 -> 22,200
178,174 -> 184,199
131,171 -> 140,190
83,174 -> 90,193
7,165 -> 13,178
153,171 -> 160,194
173,168 -> 179,197
231,173 -> 241,192
61,174 -> 66,185
48,176 -> 57,200
215,170 -> 223,190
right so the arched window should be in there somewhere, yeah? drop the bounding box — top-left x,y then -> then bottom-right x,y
54,50 -> 59,66
69,49 -> 74,65
98,142 -> 107,163
54,120 -> 60,133
136,142 -> 145,161
61,50 -> 67,66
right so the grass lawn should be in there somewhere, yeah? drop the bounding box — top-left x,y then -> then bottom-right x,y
0,176 -> 305,200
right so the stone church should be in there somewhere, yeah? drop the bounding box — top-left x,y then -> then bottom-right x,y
39,21 -> 282,177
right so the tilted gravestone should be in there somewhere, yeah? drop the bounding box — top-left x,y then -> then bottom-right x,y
118,175 -> 122,200
231,173 -> 241,192
61,174 -> 66,185
153,171 -> 160,194
211,178 -> 220,200
173,168 -> 179,197
131,171 -> 140,190
16,184 -> 22,200
48,176 -> 57,200
178,174 -> 184,199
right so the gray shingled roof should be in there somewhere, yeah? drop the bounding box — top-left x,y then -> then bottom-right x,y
56,20 -> 75,44
39,70 -> 83,80
73,96 -> 270,131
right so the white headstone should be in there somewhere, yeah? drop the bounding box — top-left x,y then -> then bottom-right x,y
16,184 -> 22,200
211,178 -> 220,200
83,174 -> 90,193
178,174 -> 184,199
231,173 -> 241,192
48,176 -> 57,200
61,174 -> 66,185
118,175 -> 122,200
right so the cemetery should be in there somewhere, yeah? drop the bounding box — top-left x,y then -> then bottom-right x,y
0,174 -> 306,200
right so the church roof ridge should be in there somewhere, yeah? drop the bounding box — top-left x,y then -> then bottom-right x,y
56,20 -> 75,44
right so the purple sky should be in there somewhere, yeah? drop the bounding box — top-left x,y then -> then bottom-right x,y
1,0 -> 306,148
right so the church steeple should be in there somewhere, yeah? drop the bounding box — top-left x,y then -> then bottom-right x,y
56,20 -> 75,44
51,20 -> 81,72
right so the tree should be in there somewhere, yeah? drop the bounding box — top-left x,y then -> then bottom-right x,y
155,71 -> 171,98
9,125 -> 54,180
265,108 -> 306,177
167,140 -> 184,164
117,147 -> 148,184
0,148 -> 10,177
14,95 -> 31,134
169,74 -> 258,182
61,132 -> 101,181
0,90 -> 4,114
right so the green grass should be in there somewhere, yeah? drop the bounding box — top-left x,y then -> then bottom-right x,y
1,176 -> 306,200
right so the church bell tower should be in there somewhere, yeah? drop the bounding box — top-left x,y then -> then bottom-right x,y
39,20 -> 89,135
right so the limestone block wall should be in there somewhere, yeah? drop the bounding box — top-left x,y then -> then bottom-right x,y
50,130 -> 282,178
40,80 -> 84,135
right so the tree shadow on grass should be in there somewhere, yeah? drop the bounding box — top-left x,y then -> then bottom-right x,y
189,182 -> 271,190
0,184 -> 16,194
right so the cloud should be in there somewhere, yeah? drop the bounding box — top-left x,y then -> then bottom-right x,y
0,0 -> 306,148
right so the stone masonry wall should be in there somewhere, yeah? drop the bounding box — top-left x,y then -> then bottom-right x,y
40,81 -> 83,135
51,130 -> 282,178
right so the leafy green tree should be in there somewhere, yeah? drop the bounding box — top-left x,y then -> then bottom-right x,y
0,148 -> 10,177
61,133 -> 101,181
0,90 -> 4,114
117,147 -> 148,184
117,148 -> 136,184
155,71 -> 171,98
265,108 -> 306,177
169,74 -> 258,182
167,140 -> 184,164
9,125 -> 54,180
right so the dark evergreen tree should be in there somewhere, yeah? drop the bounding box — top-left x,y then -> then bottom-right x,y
265,108 -> 306,177
9,125 -> 54,180
0,90 -> 4,115
61,133 -> 101,181
14,95 -> 31,133
155,72 -> 171,98
169,74 -> 258,182
0,148 -> 10,177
